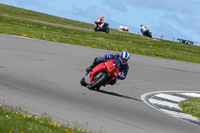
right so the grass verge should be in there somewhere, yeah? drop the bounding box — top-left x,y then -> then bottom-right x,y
0,4 -> 93,30
0,15 -> 200,63
0,3 -> 200,132
0,104 -> 90,133
179,97 -> 200,120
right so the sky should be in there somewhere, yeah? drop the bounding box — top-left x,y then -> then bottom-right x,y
1,0 -> 200,45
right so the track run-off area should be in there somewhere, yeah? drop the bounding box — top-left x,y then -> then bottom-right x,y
142,91 -> 200,127
0,34 -> 200,133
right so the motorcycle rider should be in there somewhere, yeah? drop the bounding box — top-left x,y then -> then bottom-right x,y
140,25 -> 148,34
97,16 -> 105,28
140,25 -> 152,38
86,51 -> 130,85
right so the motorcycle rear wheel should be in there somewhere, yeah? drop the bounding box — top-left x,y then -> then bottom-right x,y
88,74 -> 107,90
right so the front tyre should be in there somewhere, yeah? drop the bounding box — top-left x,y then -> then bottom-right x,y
105,28 -> 110,34
94,24 -> 98,32
88,74 -> 107,90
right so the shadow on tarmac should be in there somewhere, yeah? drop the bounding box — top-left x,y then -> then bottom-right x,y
95,89 -> 142,102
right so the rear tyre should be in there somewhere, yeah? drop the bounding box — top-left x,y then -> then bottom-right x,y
88,74 -> 107,90
80,77 -> 87,86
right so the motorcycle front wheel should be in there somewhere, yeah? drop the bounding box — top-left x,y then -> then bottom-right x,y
105,28 -> 110,34
88,74 -> 107,90
94,24 -> 98,32
80,77 -> 87,86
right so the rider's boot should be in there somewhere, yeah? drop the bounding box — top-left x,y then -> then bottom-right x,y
86,57 -> 103,73
86,64 -> 95,73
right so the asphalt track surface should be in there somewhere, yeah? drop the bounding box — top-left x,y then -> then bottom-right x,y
1,34 -> 200,133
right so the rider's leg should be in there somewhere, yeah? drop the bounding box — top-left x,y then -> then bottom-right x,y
86,57 -> 104,73
100,22 -> 104,28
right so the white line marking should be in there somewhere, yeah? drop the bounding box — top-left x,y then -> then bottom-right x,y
154,93 -> 186,102
179,93 -> 200,98
160,109 -> 199,122
149,99 -> 181,109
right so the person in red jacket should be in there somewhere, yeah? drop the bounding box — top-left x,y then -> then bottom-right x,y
97,16 -> 105,28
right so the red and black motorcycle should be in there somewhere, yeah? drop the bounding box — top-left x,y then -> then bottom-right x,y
94,21 -> 110,33
80,58 -> 120,90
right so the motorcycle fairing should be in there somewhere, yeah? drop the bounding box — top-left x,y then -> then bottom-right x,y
104,60 -> 119,77
89,60 -> 119,84
84,73 -> 90,84
94,21 -> 101,25
89,63 -> 105,83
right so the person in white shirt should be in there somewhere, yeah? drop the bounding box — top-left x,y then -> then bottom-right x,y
140,25 -> 152,38
140,25 -> 148,33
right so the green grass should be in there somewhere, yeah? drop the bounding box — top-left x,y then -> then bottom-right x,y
179,97 -> 200,120
0,3 -> 200,132
0,105 -> 90,133
0,4 -> 93,30
0,14 -> 200,63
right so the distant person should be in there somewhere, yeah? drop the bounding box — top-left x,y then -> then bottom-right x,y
140,25 -> 152,38
97,16 -> 105,28
140,25 -> 148,34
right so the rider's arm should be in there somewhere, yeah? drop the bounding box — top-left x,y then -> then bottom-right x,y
97,18 -> 101,22
118,64 -> 129,80
103,53 -> 114,61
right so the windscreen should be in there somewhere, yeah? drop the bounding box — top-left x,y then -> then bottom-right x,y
113,57 -> 121,68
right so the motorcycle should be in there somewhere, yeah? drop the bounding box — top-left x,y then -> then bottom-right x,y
141,29 -> 152,38
80,58 -> 120,90
94,21 -> 110,33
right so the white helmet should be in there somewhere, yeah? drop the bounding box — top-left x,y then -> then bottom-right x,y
120,51 -> 130,65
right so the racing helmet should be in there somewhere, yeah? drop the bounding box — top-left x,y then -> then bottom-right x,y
101,16 -> 104,18
120,51 -> 130,65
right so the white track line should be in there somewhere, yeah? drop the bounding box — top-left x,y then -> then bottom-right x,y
160,109 -> 199,122
149,99 -> 181,109
179,93 -> 200,98
154,93 -> 186,102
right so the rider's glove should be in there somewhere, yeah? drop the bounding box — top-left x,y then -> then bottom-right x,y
117,71 -> 126,80
117,75 -> 125,80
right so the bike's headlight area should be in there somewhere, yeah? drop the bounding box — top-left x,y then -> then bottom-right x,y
114,73 -> 118,77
